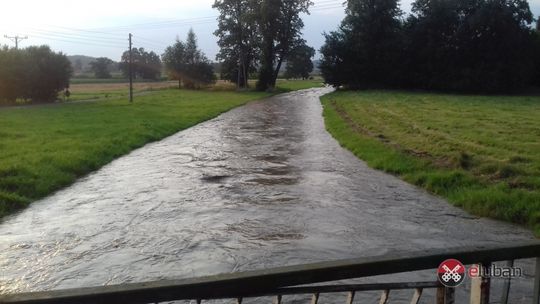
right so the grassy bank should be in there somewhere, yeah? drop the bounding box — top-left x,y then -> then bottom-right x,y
321,90 -> 540,235
0,80 -> 321,218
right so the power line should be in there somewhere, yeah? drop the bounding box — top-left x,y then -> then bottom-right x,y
43,24 -> 126,38
25,30 -> 125,47
136,36 -> 170,47
1,0 -> 343,49
14,25 -> 128,43
311,4 -> 344,11
27,33 -> 126,49
0,1 -> 344,56
24,27 -> 172,49
312,0 -> 343,6
4,35 -> 28,49
89,16 -> 218,32
94,19 -> 217,32
81,0 -> 342,32
132,37 -> 169,49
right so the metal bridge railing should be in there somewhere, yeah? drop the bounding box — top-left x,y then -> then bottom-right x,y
1,241 -> 540,304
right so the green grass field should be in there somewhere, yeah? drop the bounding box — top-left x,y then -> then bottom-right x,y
65,79 -> 324,102
0,80 -> 322,219
321,90 -> 540,235
70,78 -> 133,84
66,81 -> 178,102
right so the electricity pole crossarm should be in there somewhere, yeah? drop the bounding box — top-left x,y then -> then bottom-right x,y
4,35 -> 28,49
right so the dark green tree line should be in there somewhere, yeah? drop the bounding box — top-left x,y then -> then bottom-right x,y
0,45 -> 72,104
321,0 -> 538,93
405,0 -> 534,92
321,0 -> 403,89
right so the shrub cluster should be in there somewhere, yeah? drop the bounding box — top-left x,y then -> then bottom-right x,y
0,45 -> 72,104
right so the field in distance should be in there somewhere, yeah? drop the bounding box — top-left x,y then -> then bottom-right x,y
66,78 -> 324,102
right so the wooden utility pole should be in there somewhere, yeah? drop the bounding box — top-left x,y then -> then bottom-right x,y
237,56 -> 241,90
4,35 -> 27,49
128,33 -> 133,103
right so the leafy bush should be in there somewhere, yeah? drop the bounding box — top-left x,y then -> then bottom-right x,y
0,45 -> 72,104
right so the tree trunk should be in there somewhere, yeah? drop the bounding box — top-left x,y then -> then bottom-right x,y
257,56 -> 274,91
238,53 -> 248,89
241,58 -> 248,88
272,54 -> 286,88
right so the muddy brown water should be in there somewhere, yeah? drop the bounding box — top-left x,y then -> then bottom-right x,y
0,88 -> 536,303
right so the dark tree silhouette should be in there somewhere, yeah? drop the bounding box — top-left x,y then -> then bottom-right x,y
320,0 -> 537,93
405,0 -> 534,92
320,0 -> 402,89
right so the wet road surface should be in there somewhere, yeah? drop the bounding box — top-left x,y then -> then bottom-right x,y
0,88 -> 536,302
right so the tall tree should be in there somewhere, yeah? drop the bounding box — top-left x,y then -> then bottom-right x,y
320,0 -> 403,89
162,29 -> 216,89
284,42 -> 315,79
256,0 -> 312,91
162,38 -> 187,88
213,0 -> 259,88
89,57 -> 114,79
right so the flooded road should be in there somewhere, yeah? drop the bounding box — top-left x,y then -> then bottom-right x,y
0,88 -> 536,302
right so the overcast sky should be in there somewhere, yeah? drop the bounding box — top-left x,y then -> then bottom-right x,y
0,0 -> 539,61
